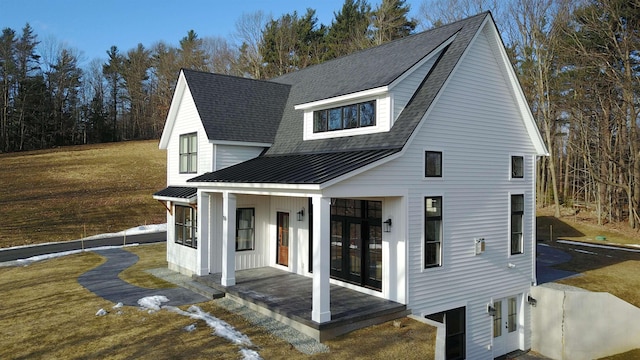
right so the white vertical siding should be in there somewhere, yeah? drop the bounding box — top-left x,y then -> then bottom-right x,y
166,86 -> 213,186
328,25 -> 536,358
269,196 -> 309,275
234,195 -> 270,270
215,145 -> 264,170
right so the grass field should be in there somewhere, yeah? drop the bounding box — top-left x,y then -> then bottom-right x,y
0,141 -> 166,248
0,243 -> 436,359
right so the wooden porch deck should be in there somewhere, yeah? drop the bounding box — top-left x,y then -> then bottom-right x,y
195,267 -> 409,341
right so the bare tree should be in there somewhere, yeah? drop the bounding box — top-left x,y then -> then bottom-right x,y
234,11 -> 269,78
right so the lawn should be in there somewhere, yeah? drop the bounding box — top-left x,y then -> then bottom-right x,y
0,141 -> 167,248
0,243 -> 436,359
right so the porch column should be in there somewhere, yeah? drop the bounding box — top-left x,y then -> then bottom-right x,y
311,195 -> 331,323
221,192 -> 236,286
196,191 -> 209,276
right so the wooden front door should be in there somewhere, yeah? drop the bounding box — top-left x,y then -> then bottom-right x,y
277,212 -> 289,266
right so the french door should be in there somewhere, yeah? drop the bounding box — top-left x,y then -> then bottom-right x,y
329,199 -> 382,290
493,296 -> 520,357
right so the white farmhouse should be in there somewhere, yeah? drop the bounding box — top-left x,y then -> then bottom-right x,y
153,12 -> 547,359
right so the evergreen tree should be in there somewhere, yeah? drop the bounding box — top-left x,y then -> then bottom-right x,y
372,0 -> 417,45
178,30 -> 208,71
324,0 -> 372,61
0,28 -> 17,152
103,46 -> 123,142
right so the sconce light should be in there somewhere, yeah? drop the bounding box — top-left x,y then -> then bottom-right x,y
297,207 -> 305,221
527,295 -> 537,307
487,305 -> 496,317
383,218 -> 392,232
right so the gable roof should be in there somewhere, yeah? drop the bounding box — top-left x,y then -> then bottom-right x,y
183,70 -> 291,144
265,12 -> 489,155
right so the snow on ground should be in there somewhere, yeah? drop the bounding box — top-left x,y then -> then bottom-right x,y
558,240 -> 640,253
137,296 -> 262,360
15,244 -> 139,264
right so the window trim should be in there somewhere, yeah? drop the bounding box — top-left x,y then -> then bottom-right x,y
313,100 -> 376,134
510,155 -> 524,179
174,204 -> 197,249
425,150 -> 443,178
424,196 -> 443,268
179,132 -> 197,174
236,208 -> 255,252
510,194 -> 524,255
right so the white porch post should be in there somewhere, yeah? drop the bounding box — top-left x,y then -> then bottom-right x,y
221,192 -> 236,286
312,195 -> 331,323
196,191 -> 209,276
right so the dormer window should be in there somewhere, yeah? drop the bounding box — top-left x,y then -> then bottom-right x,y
313,101 -> 376,133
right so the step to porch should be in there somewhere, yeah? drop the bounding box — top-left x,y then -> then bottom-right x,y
146,268 -> 224,300
194,267 -> 410,342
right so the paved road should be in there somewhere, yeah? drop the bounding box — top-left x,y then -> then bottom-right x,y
0,231 -> 166,263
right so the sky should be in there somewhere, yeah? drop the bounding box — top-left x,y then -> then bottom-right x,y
1,0 -> 423,67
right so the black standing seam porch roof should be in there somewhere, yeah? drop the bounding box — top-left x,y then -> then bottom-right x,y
153,186 -> 197,201
187,149 -> 401,185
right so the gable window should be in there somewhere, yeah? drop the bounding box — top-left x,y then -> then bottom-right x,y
425,151 -> 442,177
511,156 -> 524,179
313,100 -> 376,133
511,194 -> 524,254
425,196 -> 443,268
175,205 -> 197,248
179,133 -> 197,174
236,208 -> 255,251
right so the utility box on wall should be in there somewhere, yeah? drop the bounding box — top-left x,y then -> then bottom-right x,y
474,238 -> 485,255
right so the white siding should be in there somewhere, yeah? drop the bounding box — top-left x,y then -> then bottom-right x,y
166,86 -> 213,186
215,145 -> 264,171
234,195 -> 270,270
391,52 -> 439,123
269,196 -> 309,275
328,25 -> 536,358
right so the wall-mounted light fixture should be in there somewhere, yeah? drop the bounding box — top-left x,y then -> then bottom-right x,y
383,218 -> 392,232
527,295 -> 537,307
487,305 -> 496,317
297,207 -> 305,221
474,238 -> 485,255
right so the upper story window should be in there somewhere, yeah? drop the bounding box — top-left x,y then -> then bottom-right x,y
179,133 -> 197,174
511,156 -> 524,179
425,151 -> 442,177
313,101 -> 376,133
511,194 -> 524,255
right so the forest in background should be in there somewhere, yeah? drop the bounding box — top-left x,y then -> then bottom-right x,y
1,0 -> 639,229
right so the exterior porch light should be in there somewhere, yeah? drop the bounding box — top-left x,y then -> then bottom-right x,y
297,207 -> 305,221
487,304 -> 496,316
383,218 -> 392,232
527,295 -> 537,307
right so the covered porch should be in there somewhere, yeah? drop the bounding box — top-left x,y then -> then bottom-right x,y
195,266 -> 409,341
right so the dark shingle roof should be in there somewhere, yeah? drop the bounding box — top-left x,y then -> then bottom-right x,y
183,69 -> 291,144
187,149 -> 400,185
265,12 -> 488,155
153,186 -> 197,201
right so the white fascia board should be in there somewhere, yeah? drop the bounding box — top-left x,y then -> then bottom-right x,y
319,150 -> 404,189
152,195 -> 197,204
210,139 -> 272,147
484,17 -> 549,156
294,86 -> 389,110
187,181 -> 321,194
387,33 -> 458,90
159,70 -> 188,149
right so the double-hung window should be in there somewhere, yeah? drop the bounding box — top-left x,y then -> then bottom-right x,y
511,194 -> 524,254
511,156 -> 524,179
425,196 -> 443,267
175,205 -> 197,248
425,151 -> 442,177
236,208 -> 255,251
179,133 -> 197,174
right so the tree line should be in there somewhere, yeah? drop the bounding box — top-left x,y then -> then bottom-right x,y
1,0 -> 639,228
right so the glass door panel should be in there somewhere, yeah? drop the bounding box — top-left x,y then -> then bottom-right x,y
331,220 -> 343,272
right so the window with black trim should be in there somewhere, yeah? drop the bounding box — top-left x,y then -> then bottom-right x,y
236,208 -> 255,251
425,151 -> 442,177
313,100 -> 375,133
179,133 -> 197,173
175,205 -> 197,248
425,196 -> 442,267
511,156 -> 524,179
511,194 -> 524,254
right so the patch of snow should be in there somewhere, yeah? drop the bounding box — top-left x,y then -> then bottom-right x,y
184,324 -> 197,332
137,295 -> 170,311
167,305 -> 252,346
96,308 -> 108,316
15,244 -> 139,264
81,223 -> 167,241
113,302 -> 123,309
240,348 -> 262,360
558,240 -> 640,253
572,248 -> 598,255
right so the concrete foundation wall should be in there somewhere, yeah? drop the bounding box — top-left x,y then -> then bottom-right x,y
531,285 -> 640,359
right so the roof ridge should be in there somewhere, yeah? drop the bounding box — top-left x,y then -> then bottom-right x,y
181,68 -> 290,87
